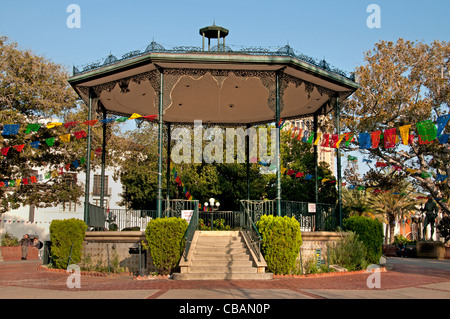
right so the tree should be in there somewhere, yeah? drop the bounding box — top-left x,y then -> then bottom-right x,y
341,39 -> 450,214
275,128 -> 337,204
0,36 -> 93,213
369,180 -> 424,244
342,188 -> 376,219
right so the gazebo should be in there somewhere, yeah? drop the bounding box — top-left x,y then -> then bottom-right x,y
68,24 -> 358,230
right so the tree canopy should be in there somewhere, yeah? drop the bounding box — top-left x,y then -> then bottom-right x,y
0,36 -> 103,213
341,39 -> 450,214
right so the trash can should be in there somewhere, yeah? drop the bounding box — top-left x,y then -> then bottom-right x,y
43,241 -> 52,265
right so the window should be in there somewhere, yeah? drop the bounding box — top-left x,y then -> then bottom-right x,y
93,199 -> 108,208
93,175 -> 109,196
61,201 -> 77,212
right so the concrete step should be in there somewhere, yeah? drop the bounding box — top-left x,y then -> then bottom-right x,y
195,242 -> 246,249
192,254 -> 251,261
188,266 -> 258,274
173,230 -> 272,281
190,260 -> 254,268
172,272 -> 273,281
193,248 -> 249,255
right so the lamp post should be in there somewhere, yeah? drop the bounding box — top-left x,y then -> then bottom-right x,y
204,198 -> 220,230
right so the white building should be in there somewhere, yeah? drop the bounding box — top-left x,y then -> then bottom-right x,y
0,167 -> 124,242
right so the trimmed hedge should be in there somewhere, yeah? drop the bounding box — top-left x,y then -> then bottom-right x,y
343,215 -> 383,264
145,217 -> 188,275
256,215 -> 302,275
49,218 -> 87,269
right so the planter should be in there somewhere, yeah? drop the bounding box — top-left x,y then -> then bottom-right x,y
0,246 -> 39,261
416,241 -> 445,260
382,244 -> 397,257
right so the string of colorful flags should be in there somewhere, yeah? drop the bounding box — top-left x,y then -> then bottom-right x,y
0,113 -> 157,154
0,220 -> 52,224
277,114 -> 450,150
0,147 -> 102,188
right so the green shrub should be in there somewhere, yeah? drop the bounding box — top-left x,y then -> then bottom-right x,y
327,232 -> 369,271
145,217 -> 188,275
343,215 -> 383,264
256,215 -> 302,275
1,232 -> 19,246
393,234 -> 415,245
49,218 -> 87,269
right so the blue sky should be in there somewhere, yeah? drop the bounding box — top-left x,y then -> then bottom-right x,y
0,0 -> 448,75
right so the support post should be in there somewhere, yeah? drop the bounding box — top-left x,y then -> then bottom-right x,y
275,72 -> 281,216
100,106 -> 107,209
246,124 -> 251,200
156,70 -> 164,218
166,122 -> 171,202
335,95 -> 343,227
313,111 -> 319,203
84,89 -> 94,224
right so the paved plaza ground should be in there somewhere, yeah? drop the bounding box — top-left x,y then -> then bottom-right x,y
0,257 -> 449,300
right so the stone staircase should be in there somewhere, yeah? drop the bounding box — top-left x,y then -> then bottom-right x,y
173,230 -> 273,280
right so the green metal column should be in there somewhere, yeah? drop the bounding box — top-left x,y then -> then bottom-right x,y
335,95 -> 343,227
100,106 -> 107,209
275,72 -> 281,216
313,111 -> 319,203
246,124 -> 250,200
84,89 -> 94,223
166,122 -> 171,202
156,70 -> 164,218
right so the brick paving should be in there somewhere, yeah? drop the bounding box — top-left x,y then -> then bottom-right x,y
0,259 -> 449,294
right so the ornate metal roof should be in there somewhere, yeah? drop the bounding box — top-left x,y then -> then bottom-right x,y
73,41 -> 355,81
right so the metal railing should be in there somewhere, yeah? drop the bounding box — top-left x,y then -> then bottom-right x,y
239,201 -> 263,262
105,209 -> 155,230
239,199 -> 339,231
198,211 -> 241,230
182,200 -> 199,262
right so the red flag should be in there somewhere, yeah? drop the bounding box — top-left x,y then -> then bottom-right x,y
74,130 -> 87,139
63,121 -> 79,128
376,162 -> 388,168
1,147 -> 10,156
13,144 -> 25,152
83,120 -> 99,126
141,115 -> 157,121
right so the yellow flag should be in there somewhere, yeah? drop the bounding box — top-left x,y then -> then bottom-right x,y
16,179 -> 21,186
59,134 -> 71,143
314,133 -> 322,145
335,134 -> 347,148
399,125 -> 411,145
47,122 -> 63,129
406,168 -> 418,174
129,113 -> 142,119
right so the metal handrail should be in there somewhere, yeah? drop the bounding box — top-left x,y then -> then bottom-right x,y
182,200 -> 199,262
240,201 -> 263,262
